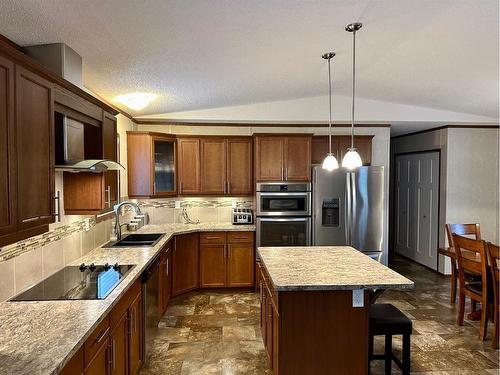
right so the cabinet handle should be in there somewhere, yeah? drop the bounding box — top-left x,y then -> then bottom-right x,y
22,216 -> 39,223
179,181 -> 183,193
223,181 -> 227,194
227,181 -> 230,194
281,167 -> 284,180
232,236 -> 249,240
96,326 -> 110,344
166,258 -> 169,276
259,281 -> 263,302
111,338 -> 116,369
205,236 -> 221,240
227,244 -> 231,259
105,185 -> 111,207
285,167 -> 288,180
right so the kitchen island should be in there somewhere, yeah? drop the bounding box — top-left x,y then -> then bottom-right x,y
257,246 -> 414,375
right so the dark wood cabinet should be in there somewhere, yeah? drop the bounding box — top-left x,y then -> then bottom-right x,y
172,233 -> 199,296
110,312 -> 128,375
312,135 -> 373,166
199,231 -> 254,288
60,347 -> 84,375
227,138 -> 253,195
102,111 -> 118,208
178,138 -> 201,194
127,132 -> 177,198
128,292 -> 142,375
84,338 -> 109,375
159,242 -> 172,315
255,135 -> 311,182
201,138 -> 227,194
200,244 -> 227,287
0,55 -> 16,239
15,65 -> 54,230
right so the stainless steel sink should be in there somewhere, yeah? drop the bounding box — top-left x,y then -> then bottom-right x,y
104,233 -> 164,248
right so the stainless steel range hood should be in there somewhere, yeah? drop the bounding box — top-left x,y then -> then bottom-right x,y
53,110 -> 123,172
25,44 -> 124,173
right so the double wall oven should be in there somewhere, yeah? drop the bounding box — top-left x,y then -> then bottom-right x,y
256,182 -> 311,248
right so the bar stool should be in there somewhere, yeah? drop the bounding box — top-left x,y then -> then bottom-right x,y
369,303 -> 412,375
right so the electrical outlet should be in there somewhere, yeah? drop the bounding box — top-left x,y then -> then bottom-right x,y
175,201 -> 181,209
352,289 -> 364,308
84,218 -> 90,232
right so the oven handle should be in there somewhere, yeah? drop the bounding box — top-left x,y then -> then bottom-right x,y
257,217 -> 311,222
257,192 -> 311,196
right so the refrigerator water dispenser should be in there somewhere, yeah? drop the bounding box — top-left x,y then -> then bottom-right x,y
322,198 -> 339,226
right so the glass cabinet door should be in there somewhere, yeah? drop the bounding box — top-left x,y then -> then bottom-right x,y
153,138 -> 176,195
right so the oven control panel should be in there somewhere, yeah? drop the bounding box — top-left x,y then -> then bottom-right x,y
232,208 -> 253,225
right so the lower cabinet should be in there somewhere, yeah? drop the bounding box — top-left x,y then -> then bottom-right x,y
60,280 -> 142,375
259,264 -> 279,374
172,233 -> 200,296
199,231 -> 255,288
159,241 -> 173,315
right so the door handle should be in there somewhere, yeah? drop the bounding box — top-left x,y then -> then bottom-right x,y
111,338 -> 116,369
95,326 -> 110,344
22,216 -> 39,223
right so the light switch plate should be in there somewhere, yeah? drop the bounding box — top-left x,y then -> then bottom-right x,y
175,201 -> 181,209
84,218 -> 90,232
231,200 -> 237,208
352,289 -> 364,308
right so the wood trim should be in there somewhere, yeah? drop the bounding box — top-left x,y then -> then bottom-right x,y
0,33 -> 119,115
392,124 -> 500,139
134,119 -> 391,128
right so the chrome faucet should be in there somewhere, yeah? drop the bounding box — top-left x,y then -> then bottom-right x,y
114,201 -> 143,240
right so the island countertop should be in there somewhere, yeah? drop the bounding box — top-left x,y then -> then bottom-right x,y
257,246 -> 414,291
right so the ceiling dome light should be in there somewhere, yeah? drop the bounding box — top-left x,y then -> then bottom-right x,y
342,22 -> 363,170
115,92 -> 157,111
321,52 -> 339,171
342,148 -> 363,170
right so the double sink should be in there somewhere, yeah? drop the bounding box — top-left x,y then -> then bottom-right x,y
104,233 -> 165,248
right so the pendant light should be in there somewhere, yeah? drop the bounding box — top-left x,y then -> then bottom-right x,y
342,22 -> 363,170
321,52 -> 339,171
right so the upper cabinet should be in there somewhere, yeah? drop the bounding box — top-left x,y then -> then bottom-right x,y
254,135 -> 312,182
127,132 -> 177,198
311,135 -> 373,166
15,66 -> 54,230
102,112 -> 118,207
177,136 -> 253,196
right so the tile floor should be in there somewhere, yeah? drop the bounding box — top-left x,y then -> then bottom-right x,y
140,256 -> 499,374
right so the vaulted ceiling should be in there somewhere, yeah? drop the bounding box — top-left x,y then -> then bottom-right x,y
0,0 -> 498,125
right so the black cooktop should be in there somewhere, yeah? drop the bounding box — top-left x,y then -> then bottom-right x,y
10,263 -> 135,301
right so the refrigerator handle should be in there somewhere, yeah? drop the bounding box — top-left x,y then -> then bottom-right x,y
345,172 -> 351,245
351,172 -> 357,240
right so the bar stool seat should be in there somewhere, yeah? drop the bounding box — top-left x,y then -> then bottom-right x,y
369,303 -> 412,375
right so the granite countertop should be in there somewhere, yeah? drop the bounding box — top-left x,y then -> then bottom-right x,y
0,222 -> 255,375
258,246 -> 414,291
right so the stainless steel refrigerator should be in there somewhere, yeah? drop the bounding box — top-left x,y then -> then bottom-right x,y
312,166 -> 385,262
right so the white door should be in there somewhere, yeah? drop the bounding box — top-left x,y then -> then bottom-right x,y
395,152 -> 439,270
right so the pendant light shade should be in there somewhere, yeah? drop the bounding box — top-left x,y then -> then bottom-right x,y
322,152 -> 339,171
321,52 -> 339,171
342,22 -> 363,170
342,149 -> 363,170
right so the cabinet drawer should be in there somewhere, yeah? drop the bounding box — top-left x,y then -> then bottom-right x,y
84,316 -> 110,364
200,231 -> 227,244
227,231 -> 254,244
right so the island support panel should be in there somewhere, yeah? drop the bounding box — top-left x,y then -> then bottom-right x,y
277,290 -> 369,375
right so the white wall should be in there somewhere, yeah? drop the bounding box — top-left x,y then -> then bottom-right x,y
116,114 -> 136,199
445,128 -> 499,244
391,127 -> 500,274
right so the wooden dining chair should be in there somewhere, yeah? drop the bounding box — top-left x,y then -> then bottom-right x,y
452,234 -> 492,340
486,242 -> 499,348
445,223 -> 481,304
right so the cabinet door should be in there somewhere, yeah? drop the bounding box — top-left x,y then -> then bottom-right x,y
159,245 -> 172,314
110,313 -> 128,375
338,136 -> 373,166
172,233 -> 199,296
200,138 -> 226,194
85,339 -> 109,375
265,288 -> 274,364
60,347 -> 84,375
227,243 -> 254,287
127,132 -> 153,197
284,136 -> 311,181
227,138 -> 253,195
0,55 -> 16,238
178,138 -> 201,194
15,65 -> 54,229
259,266 -> 266,341
128,293 -> 142,375
255,136 -> 284,181
311,136 -> 339,165
153,137 -> 176,196
103,112 -> 118,208
200,244 -> 226,288
272,303 -> 279,373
